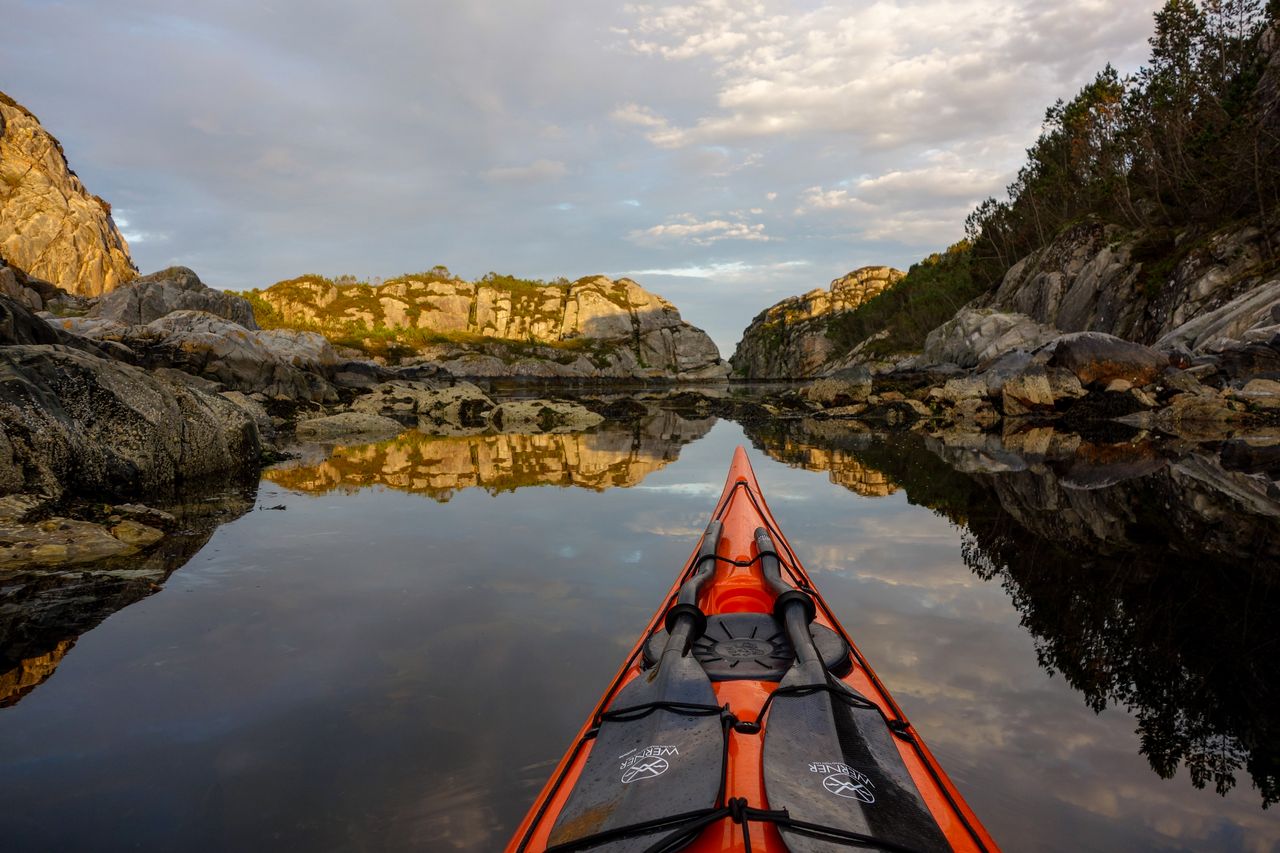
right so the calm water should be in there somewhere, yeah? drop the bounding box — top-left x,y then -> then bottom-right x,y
1,412 -> 1277,851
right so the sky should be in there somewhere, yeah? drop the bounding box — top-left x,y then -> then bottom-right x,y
0,0 -> 1167,352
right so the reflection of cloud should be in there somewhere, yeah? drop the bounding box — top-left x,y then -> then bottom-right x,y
634,482 -> 721,497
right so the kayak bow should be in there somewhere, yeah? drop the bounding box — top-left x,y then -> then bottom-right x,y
508,447 -> 998,853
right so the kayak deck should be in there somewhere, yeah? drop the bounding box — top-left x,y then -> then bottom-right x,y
508,447 -> 997,852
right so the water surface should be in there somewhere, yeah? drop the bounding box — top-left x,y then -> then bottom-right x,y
1,415 -> 1277,851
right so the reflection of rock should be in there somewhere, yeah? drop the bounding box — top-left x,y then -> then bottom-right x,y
743,419 -> 1280,805
0,639 -> 71,708
0,485 -> 255,707
265,413 -> 714,502
745,420 -> 898,498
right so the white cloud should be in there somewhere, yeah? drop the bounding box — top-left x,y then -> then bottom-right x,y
797,186 -> 876,214
625,259 -> 810,279
480,159 -> 568,184
617,1 -> 1162,152
629,212 -> 770,245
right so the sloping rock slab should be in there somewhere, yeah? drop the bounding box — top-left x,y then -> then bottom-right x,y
0,344 -> 260,498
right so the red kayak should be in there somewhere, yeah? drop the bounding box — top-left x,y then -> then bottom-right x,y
508,447 -> 998,852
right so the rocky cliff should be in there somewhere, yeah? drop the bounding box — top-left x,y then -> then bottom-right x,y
978,218 -> 1279,350
730,267 -> 904,378
0,92 -> 135,296
252,272 -> 728,381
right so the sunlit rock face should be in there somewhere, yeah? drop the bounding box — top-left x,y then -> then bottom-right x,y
744,420 -> 1280,806
730,267 -> 905,379
0,92 -> 135,296
265,413 -> 715,501
256,273 -> 727,380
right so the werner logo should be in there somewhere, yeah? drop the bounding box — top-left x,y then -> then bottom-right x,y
619,745 -> 679,783
809,761 -> 875,803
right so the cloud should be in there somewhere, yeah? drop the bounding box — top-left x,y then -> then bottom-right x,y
624,259 -> 810,279
480,159 -> 568,184
629,213 -> 770,246
797,187 -> 876,214
616,0 -> 1162,152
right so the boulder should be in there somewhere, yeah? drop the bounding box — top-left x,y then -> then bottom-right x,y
922,308 -> 1059,368
1231,378 -> 1280,410
88,266 -> 258,328
295,412 -> 405,440
489,400 -> 605,433
801,368 -> 873,407
0,290 -> 63,346
0,92 -> 136,296
952,397 -> 1001,431
1048,332 -> 1168,388
1001,367 -> 1085,417
0,344 -> 260,499
351,380 -> 495,429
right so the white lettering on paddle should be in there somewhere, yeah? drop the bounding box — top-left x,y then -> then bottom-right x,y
809,761 -> 876,803
619,745 -> 679,783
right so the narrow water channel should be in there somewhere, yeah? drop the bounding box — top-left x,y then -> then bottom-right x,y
0,416 -> 1276,851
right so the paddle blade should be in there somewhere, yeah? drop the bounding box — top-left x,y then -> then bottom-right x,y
547,653 -> 723,852
762,671 -> 950,852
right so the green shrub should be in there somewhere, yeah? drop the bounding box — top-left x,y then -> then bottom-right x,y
826,242 -> 983,355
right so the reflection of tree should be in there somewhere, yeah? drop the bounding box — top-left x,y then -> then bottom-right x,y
266,414 -> 714,501
0,485 -> 256,707
745,420 -> 1280,806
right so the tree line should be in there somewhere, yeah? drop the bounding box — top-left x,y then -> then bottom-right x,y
966,0 -> 1280,285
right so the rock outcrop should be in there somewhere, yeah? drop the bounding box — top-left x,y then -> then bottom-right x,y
922,308 -> 1060,368
0,91 -> 135,296
43,267 -> 441,403
254,272 -> 728,381
981,218 -> 1280,354
0,342 -> 260,499
730,267 -> 904,378
88,266 -> 257,328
